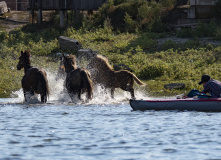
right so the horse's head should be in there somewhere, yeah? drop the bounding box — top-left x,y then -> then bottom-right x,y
62,54 -> 77,73
17,50 -> 31,70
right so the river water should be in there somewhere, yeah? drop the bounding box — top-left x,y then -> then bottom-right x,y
1,72 -> 221,160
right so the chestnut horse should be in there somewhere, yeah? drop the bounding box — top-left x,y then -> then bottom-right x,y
17,51 -> 49,103
88,54 -> 145,99
62,54 -> 93,102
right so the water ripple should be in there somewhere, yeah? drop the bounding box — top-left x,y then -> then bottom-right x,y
1,99 -> 221,159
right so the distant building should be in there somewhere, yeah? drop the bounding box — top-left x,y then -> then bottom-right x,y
3,0 -> 29,11
28,0 -> 107,28
29,0 -> 106,11
175,0 -> 218,27
188,0 -> 218,19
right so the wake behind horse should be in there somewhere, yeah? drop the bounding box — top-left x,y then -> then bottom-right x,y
88,54 -> 145,99
17,51 -> 49,103
62,54 -> 93,102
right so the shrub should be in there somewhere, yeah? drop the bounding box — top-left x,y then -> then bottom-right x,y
194,21 -> 217,37
124,12 -> 138,32
181,39 -> 200,50
161,39 -> 176,50
92,0 -> 173,33
127,32 -> 158,51
215,27 -> 221,40
176,28 -> 193,38
211,0 -> 221,24
139,61 -> 168,79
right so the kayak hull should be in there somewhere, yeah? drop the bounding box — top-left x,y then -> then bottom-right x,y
130,98 -> 221,112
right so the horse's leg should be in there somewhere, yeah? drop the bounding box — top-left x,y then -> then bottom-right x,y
120,86 -> 135,99
30,90 -> 34,96
85,90 -> 90,101
41,94 -> 47,103
126,78 -> 135,99
24,92 -> 28,102
67,91 -> 74,103
111,88 -> 115,99
129,88 -> 135,100
68,92 -> 74,103
85,92 -> 90,103
78,89 -> 83,101
23,90 -> 34,102
78,92 -> 81,100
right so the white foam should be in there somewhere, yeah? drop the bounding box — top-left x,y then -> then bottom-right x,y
11,69 -> 149,105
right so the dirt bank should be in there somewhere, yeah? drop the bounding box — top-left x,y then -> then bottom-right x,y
0,11 -> 29,32
0,11 -> 54,32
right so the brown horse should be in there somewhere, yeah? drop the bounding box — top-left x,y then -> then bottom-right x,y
17,50 -> 49,103
88,54 -> 145,99
62,54 -> 93,102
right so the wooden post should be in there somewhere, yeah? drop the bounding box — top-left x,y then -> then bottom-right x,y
16,0 -> 17,11
37,0 -> 42,26
74,10 -> 80,26
71,10 -> 73,22
38,9 -> 42,26
60,10 -> 65,28
29,9 -> 34,24
88,10 -> 93,15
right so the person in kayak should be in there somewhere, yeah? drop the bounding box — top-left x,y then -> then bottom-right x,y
198,74 -> 221,98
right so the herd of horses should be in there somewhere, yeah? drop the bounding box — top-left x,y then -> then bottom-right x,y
16,50 -> 145,103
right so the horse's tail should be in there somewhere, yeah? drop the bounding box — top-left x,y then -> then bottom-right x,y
38,71 -> 50,102
130,72 -> 146,86
80,70 -> 93,99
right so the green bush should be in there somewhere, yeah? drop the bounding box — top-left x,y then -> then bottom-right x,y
161,40 -> 176,50
181,39 -> 200,50
215,27 -> 221,40
91,0 -> 173,33
139,60 -> 168,79
211,0 -> 221,24
176,28 -> 193,38
194,21 -> 217,37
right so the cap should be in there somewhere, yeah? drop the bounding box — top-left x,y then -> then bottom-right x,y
198,75 -> 210,85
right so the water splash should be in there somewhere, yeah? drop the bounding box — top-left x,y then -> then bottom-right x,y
11,69 -> 148,105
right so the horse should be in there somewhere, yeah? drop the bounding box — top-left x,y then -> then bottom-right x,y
16,50 -> 49,103
62,54 -> 93,102
88,54 -> 145,99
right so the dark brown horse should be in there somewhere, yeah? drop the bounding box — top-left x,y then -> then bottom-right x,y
17,50 -> 49,103
88,54 -> 145,99
62,54 -> 93,102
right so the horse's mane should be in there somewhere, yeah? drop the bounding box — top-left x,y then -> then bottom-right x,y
95,55 -> 113,71
23,50 -> 31,67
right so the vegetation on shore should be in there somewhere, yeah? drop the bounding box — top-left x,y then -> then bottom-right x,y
1,0 -> 221,98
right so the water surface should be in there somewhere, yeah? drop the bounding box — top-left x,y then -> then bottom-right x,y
1,71 -> 221,160
1,97 -> 221,160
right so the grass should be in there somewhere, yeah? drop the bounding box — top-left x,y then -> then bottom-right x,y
0,25 -> 6,32
1,24 -> 221,98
